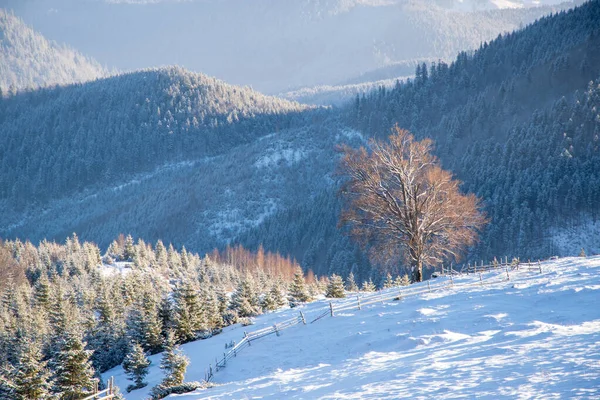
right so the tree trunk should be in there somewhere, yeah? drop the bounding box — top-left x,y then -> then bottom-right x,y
411,259 -> 423,283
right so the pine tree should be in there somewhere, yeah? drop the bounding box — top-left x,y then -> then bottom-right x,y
124,235 -> 136,262
33,274 -> 51,311
12,340 -> 53,400
158,331 -> 189,388
325,274 -> 346,298
400,274 -> 411,286
262,283 -> 285,311
53,330 -> 95,400
383,273 -> 394,289
230,277 -> 260,317
345,272 -> 359,292
361,279 -> 376,292
579,248 -> 586,257
122,342 -> 150,392
289,267 -> 311,303
173,280 -> 202,343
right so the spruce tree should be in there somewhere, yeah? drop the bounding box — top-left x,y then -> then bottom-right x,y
123,342 -> 150,392
230,277 -> 260,317
345,272 -> 359,292
361,279 -> 376,292
173,280 -> 202,343
383,273 -> 394,289
124,235 -> 136,262
325,274 -> 346,298
158,331 -> 189,388
400,274 -> 411,286
53,330 -> 95,400
12,340 -> 53,400
289,267 -> 311,303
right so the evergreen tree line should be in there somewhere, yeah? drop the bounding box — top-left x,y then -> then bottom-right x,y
0,233 -> 407,398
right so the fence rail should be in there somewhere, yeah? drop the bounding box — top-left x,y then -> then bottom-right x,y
79,377 -> 115,400
204,256 -> 547,383
205,312 -> 306,382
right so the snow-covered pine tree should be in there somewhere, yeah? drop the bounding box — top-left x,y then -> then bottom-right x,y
383,273 -> 394,289
158,331 -> 189,388
400,274 -> 411,286
345,272 -> 359,292
230,276 -> 261,317
33,274 -> 51,311
289,267 -> 311,303
53,330 -> 96,400
200,287 -> 223,330
173,280 -> 202,343
122,342 -> 150,392
12,339 -> 53,400
361,279 -> 376,292
124,235 -> 136,262
325,274 -> 346,298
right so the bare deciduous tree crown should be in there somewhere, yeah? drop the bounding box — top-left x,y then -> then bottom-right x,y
338,126 -> 487,282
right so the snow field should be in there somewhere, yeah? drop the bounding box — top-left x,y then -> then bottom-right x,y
104,256 -> 600,399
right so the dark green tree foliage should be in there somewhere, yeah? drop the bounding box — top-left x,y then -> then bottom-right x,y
173,280 -> 203,343
123,342 -> 150,392
11,340 -> 53,400
326,274 -> 346,298
230,277 -> 261,318
289,267 -> 312,303
158,331 -> 189,389
53,330 -> 95,400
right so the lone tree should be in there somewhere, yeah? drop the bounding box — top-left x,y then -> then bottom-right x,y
339,126 -> 487,282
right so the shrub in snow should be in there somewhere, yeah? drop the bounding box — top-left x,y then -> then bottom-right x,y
149,381 -> 203,400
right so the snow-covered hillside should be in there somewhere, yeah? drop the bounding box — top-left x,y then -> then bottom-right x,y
104,256 -> 600,399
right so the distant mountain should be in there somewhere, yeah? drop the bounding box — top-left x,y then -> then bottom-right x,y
0,9 -> 107,92
2,1 -> 599,284
5,0 -> 577,93
0,66 -> 309,205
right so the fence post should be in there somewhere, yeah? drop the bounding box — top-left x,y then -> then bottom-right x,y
329,302 -> 334,317
397,288 -> 402,300
479,273 -> 483,286
299,311 -> 306,325
450,273 -> 454,287
274,324 -> 280,337
223,352 -> 227,366
357,295 -> 361,310
244,331 -> 250,346
539,260 -> 542,274
427,281 -> 431,292
505,266 -> 510,280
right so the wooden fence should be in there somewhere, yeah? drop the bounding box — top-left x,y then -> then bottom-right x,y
79,377 -> 116,400
205,312 -> 306,382
203,257 -> 547,383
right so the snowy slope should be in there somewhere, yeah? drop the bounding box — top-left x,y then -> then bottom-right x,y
104,256 -> 600,399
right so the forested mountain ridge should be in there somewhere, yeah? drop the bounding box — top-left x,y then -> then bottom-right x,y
0,9 -> 107,92
2,1 -> 600,288
345,0 -> 600,260
5,0 -> 577,93
0,66 -> 311,206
